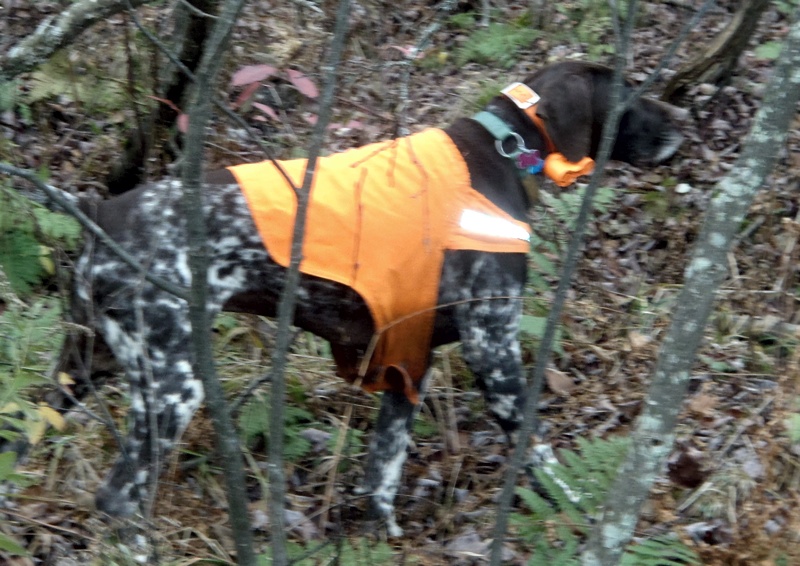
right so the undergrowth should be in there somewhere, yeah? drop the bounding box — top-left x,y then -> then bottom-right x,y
450,12 -> 539,69
0,296 -> 67,559
512,437 -> 700,565
0,186 -> 81,296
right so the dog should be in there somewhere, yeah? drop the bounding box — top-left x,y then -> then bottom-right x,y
28,61 -> 684,536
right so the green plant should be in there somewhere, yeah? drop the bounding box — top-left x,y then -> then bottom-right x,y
0,296 -> 66,560
787,397 -> 800,443
455,23 -> 538,69
239,394 -> 315,461
553,0 -> 634,59
239,393 -> 364,463
0,297 -> 66,443
465,79 -> 506,113
259,537 -> 398,565
775,0 -> 800,16
527,186 -> 616,295
512,436 -> 700,565
25,51 -> 129,112
448,11 -> 477,30
0,186 -> 82,296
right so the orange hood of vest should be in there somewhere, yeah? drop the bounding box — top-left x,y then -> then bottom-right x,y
228,128 -> 530,403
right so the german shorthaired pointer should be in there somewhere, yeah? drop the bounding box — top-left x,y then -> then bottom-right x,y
36,61 -> 684,535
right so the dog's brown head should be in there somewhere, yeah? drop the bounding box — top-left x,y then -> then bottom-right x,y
524,61 -> 686,166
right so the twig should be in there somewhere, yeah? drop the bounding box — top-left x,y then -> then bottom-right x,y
488,2 -> 641,560
178,0 -> 255,563
177,0 -> 219,18
0,164 -> 189,301
0,0 -> 153,81
265,1 -> 351,562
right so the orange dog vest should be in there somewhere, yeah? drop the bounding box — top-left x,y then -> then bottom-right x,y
229,129 -> 531,402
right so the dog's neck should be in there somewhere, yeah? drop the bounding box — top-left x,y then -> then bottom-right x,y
484,96 -> 552,156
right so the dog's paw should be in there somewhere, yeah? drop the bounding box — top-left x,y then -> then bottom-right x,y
526,443 -> 581,505
95,481 -> 141,517
355,485 -> 404,537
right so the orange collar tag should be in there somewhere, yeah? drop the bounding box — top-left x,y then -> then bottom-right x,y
501,82 -> 540,109
502,82 -> 555,152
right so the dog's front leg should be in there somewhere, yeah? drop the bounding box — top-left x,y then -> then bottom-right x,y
359,373 -> 429,537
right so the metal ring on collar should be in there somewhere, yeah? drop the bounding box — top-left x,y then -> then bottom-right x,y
495,132 -> 527,159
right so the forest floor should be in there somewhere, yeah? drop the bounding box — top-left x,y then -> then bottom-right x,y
1,1 -> 800,564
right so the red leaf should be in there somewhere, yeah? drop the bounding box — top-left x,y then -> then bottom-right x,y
233,82 -> 262,109
148,95 -> 181,114
287,69 -> 318,99
230,64 -> 278,87
388,45 -> 423,60
253,102 -> 279,121
177,113 -> 189,133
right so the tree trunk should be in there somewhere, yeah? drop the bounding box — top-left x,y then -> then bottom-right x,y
582,8 -> 800,565
105,0 -> 220,194
663,0 -> 770,102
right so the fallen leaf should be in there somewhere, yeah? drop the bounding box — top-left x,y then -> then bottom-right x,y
37,403 -> 65,431
546,368 -> 576,396
628,330 -> 653,350
57,372 -> 75,386
688,393 -> 717,416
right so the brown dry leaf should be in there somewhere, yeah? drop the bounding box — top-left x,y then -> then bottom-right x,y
588,345 -> 615,362
628,330 -> 653,350
546,368 -> 576,396
688,393 -> 718,417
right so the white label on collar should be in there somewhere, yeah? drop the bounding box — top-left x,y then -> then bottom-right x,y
459,209 -> 531,242
501,82 -> 541,109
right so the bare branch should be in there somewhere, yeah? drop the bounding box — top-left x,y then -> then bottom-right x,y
0,163 -> 189,301
488,3 -> 641,562
178,0 -> 255,562
0,0 -> 154,81
266,1 -> 351,562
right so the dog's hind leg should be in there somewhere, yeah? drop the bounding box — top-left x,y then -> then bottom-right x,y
360,371 -> 430,537
91,285 -> 206,517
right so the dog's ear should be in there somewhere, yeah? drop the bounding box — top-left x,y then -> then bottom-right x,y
532,73 -> 594,163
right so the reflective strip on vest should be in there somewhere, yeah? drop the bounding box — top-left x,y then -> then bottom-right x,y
459,209 -> 531,242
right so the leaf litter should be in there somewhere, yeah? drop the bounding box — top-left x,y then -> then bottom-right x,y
1,1 -> 799,564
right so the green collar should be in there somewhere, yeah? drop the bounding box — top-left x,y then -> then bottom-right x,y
472,111 -> 543,174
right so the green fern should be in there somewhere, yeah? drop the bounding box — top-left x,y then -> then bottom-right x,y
513,437 -> 700,565
0,187 -> 81,295
622,534 -> 700,566
456,23 -> 538,69
239,395 -> 314,461
528,186 -> 616,296
259,537 -> 397,565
